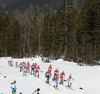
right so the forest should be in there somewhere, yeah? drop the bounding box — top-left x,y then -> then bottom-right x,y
0,0 -> 100,64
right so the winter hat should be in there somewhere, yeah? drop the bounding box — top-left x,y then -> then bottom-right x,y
37,88 -> 40,91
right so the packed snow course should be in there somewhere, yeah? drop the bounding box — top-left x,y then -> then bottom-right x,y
0,57 -> 100,94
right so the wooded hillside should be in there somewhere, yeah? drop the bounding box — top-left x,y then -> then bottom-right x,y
0,0 -> 99,64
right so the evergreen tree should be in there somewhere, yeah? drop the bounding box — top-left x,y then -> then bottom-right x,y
42,13 -> 53,56
51,12 -> 60,58
13,19 -> 20,57
58,0 -> 67,57
0,16 -> 4,56
78,0 -> 100,63
66,0 -> 78,61
2,15 -> 10,56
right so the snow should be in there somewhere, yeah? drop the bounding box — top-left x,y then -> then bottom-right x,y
0,57 -> 100,94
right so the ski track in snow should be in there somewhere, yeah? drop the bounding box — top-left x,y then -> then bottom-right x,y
0,58 -> 100,94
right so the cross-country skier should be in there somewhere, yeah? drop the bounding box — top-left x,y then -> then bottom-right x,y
11,60 -> 14,67
45,70 -> 51,84
19,63 -> 22,72
34,63 -> 37,74
11,80 -> 17,94
48,65 -> 52,76
54,68 -> 59,75
23,64 -> 27,76
8,60 -> 11,65
31,63 -> 35,75
27,62 -> 30,73
35,65 -> 40,78
59,71 -> 65,85
32,88 -> 40,94
15,62 -> 18,68
67,74 -> 74,87
53,69 -> 59,88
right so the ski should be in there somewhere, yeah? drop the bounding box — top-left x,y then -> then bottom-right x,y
22,75 -> 27,77
66,86 -> 75,91
53,86 -> 61,91
45,81 -> 52,86
54,87 -> 61,91
45,82 -> 52,86
69,87 -> 75,91
34,75 -> 41,79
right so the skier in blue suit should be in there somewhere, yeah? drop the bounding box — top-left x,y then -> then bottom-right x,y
11,80 -> 17,94
32,88 -> 40,94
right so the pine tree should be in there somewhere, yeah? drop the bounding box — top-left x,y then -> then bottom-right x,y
2,15 -> 10,56
0,16 -> 4,56
6,19 -> 15,56
78,0 -> 100,63
65,0 -> 78,61
13,19 -> 20,57
55,0 -> 67,59
42,13 -> 53,57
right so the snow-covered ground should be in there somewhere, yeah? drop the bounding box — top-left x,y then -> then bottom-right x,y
0,57 -> 100,94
